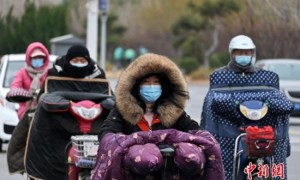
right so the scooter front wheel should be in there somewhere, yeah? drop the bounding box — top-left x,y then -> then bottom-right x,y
78,169 -> 92,180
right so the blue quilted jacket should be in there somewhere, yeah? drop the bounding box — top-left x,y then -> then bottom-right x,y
201,69 -> 293,180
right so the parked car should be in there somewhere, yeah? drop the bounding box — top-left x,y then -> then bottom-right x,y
255,59 -> 300,117
0,54 -> 57,151
0,93 -> 19,152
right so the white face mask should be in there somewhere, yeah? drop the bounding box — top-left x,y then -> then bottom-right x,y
70,62 -> 88,67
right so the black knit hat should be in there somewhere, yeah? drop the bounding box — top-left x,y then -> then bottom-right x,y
66,45 -> 90,61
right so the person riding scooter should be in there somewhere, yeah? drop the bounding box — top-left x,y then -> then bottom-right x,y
92,53 -> 225,180
200,35 -> 293,180
21,45 -> 114,180
7,42 -> 50,120
6,42 -> 50,174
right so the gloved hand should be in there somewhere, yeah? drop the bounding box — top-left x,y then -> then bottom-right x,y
174,142 -> 206,175
6,88 -> 33,103
101,97 -> 115,110
123,143 -> 163,175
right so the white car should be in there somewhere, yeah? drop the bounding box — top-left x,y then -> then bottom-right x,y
255,59 -> 300,117
0,54 -> 57,151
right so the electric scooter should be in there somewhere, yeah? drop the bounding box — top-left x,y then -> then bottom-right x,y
233,100 -> 275,180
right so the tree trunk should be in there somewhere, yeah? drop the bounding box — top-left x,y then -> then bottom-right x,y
204,16 -> 220,68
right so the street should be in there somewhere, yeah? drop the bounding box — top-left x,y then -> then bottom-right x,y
0,79 -> 299,180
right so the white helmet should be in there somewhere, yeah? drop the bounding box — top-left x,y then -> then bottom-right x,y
228,35 -> 256,63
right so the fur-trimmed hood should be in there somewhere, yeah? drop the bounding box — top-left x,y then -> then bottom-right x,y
115,53 -> 188,127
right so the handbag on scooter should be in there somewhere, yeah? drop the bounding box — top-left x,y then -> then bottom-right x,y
245,126 -> 275,157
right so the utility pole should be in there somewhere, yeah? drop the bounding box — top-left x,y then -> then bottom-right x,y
99,0 -> 109,71
86,0 -> 99,62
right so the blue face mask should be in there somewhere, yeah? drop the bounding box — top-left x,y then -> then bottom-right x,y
234,55 -> 252,66
31,58 -> 44,68
139,85 -> 162,103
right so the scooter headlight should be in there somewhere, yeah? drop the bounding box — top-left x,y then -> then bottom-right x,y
239,100 -> 268,121
70,101 -> 102,121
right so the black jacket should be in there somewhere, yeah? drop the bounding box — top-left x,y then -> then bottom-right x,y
47,56 -> 106,78
99,107 -> 200,140
38,56 -> 108,98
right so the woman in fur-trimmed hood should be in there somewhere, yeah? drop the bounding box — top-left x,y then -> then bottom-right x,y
98,53 -> 201,139
94,53 -> 226,180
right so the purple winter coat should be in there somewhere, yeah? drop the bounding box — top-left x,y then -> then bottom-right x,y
91,129 -> 225,180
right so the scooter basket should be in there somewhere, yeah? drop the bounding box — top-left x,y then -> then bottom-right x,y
71,135 -> 99,168
245,126 -> 275,157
